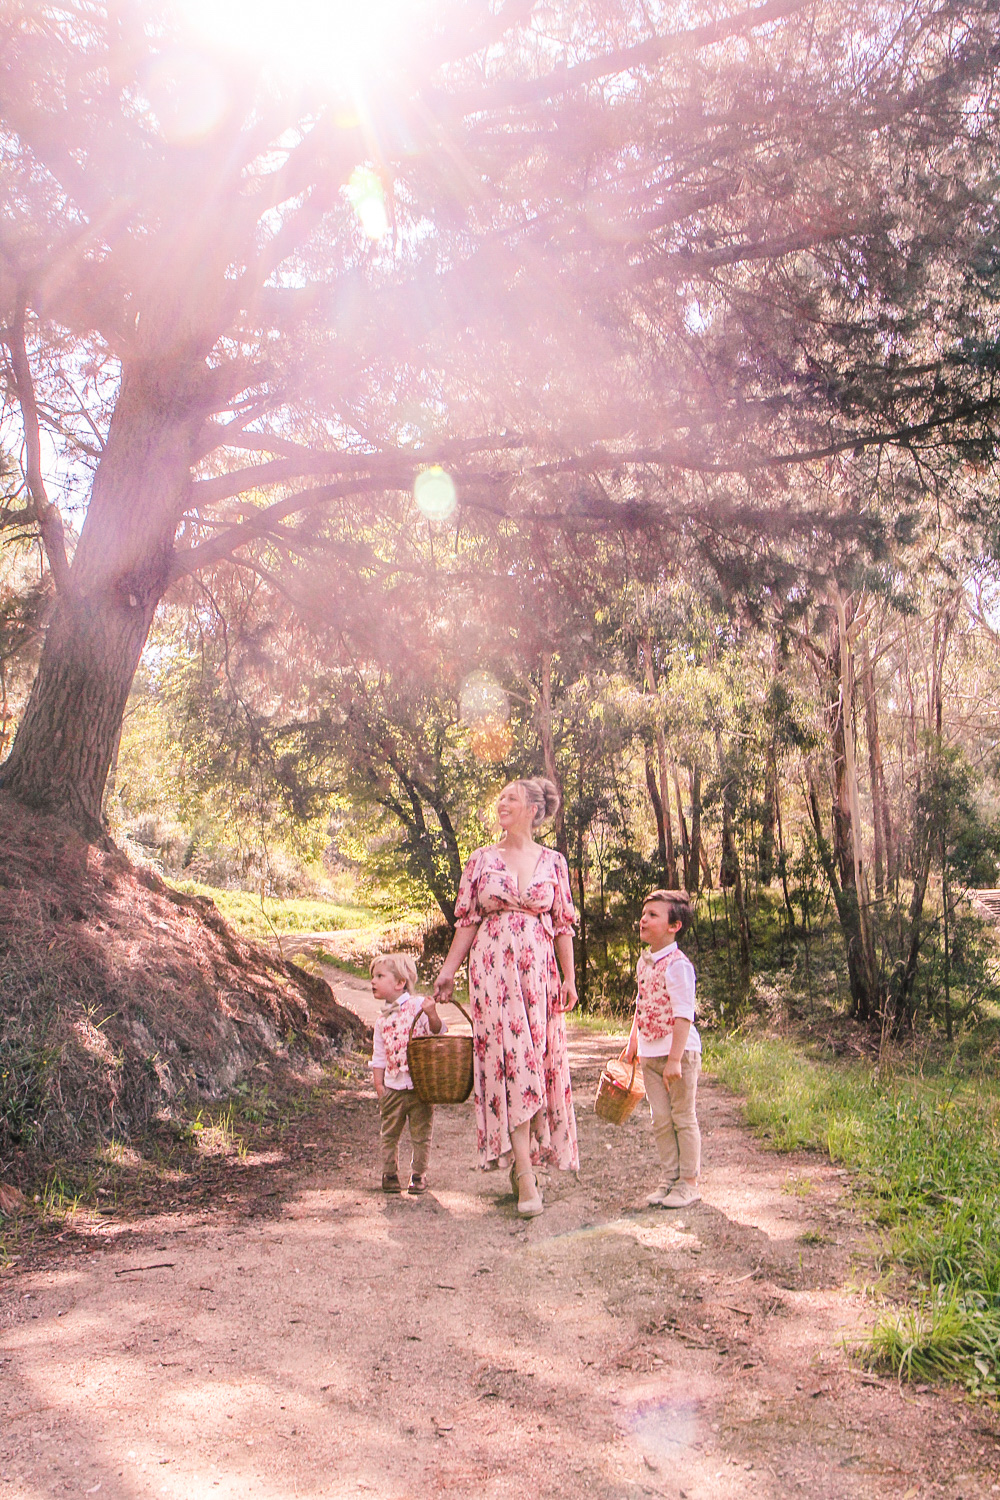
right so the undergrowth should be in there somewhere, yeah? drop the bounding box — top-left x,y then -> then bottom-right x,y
166,882 -> 379,940
708,1032 -> 1000,1394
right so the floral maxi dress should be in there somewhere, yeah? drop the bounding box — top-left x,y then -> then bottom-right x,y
454,846 -> 579,1171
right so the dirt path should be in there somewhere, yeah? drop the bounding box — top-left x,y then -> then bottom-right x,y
2,975 -> 998,1500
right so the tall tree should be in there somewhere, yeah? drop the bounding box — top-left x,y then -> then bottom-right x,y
2,0 -> 999,836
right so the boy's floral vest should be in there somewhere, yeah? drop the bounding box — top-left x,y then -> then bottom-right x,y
380,994 -> 431,1077
635,949 -> 689,1042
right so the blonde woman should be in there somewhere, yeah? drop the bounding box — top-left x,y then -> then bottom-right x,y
433,777 -> 579,1216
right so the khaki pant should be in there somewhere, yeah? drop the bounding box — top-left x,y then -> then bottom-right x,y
640,1049 -> 701,1183
379,1088 -> 434,1179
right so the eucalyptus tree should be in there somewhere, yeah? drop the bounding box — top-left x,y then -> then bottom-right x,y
2,0 -> 999,842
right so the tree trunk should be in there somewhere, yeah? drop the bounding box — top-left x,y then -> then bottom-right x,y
644,749 -> 668,872
672,763 -> 691,891
774,775 -> 796,935
688,762 -> 705,892
538,652 -> 569,860
822,600 -> 883,1022
860,631 -> 891,900
641,632 -> 677,885
574,818 -> 588,1008
716,731 -> 750,975
759,747 -> 777,885
0,365 -> 200,835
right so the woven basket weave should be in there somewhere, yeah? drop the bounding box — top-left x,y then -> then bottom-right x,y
594,1049 -> 645,1125
408,1000 -> 474,1104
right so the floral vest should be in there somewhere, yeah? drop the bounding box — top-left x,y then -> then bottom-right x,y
635,949 -> 689,1043
380,995 -> 430,1077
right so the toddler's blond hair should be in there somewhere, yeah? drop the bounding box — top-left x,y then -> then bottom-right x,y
369,952 -> 418,993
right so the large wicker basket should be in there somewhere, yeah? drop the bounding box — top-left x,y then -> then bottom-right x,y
408,1000 -> 474,1104
594,1048 -> 645,1125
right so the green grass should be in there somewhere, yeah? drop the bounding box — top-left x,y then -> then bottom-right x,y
167,882 -> 381,940
707,1032 -> 1000,1393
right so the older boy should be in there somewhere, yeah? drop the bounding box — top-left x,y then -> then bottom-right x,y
625,889 -> 702,1209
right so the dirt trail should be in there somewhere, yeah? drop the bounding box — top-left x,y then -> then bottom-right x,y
2,974 -> 998,1500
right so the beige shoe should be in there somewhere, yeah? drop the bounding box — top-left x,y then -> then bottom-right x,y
646,1182 -> 679,1207
516,1168 -> 543,1217
661,1182 -> 701,1209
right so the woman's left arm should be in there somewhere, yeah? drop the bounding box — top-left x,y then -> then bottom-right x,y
553,932 -> 578,1013
550,852 -> 579,1012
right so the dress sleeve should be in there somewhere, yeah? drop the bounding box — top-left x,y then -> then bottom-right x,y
453,850 -> 484,928
550,852 -> 577,936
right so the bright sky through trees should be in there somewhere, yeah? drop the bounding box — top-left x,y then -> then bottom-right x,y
172,0 -> 426,90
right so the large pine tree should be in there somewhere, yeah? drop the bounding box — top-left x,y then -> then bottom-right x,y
1,0 -> 998,833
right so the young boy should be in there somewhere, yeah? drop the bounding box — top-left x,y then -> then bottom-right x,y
370,953 -> 444,1196
625,889 -> 702,1209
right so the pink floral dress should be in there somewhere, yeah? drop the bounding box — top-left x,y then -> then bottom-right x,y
454,846 -> 579,1171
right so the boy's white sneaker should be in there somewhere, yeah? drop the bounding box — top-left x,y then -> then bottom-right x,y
645,1182 -> 678,1207
661,1182 -> 701,1209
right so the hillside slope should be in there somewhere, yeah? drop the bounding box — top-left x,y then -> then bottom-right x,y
0,793 -> 367,1181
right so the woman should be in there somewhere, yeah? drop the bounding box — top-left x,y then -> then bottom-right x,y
433,776 -> 579,1216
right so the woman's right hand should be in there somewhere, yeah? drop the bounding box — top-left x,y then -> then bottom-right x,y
433,970 -> 455,1004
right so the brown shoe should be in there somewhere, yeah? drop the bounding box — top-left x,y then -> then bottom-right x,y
382,1173 -> 401,1194
408,1175 -> 427,1195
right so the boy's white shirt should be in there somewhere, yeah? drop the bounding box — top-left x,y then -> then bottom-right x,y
636,942 -> 701,1058
371,991 -> 447,1090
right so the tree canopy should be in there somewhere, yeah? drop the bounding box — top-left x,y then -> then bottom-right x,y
1,0 -> 1000,832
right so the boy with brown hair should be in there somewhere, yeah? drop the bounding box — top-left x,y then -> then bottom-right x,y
624,889 -> 702,1209
370,953 -> 444,1195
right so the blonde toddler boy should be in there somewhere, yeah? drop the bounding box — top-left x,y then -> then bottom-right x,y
370,953 -> 444,1195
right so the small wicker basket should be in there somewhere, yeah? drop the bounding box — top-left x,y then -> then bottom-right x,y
594,1048 -> 645,1125
408,1000 -> 475,1104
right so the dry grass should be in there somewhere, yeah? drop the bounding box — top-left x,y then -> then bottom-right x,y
0,793 -> 367,1188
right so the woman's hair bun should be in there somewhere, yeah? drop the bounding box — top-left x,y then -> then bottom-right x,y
537,777 -> 559,818
513,776 -> 560,826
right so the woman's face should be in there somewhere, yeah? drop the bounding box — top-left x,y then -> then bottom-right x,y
497,782 -> 534,834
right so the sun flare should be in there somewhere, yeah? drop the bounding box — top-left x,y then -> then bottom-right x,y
173,0 -> 429,91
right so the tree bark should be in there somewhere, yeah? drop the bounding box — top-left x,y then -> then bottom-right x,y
641,632 -> 677,885
672,763 -> 691,891
688,762 -> 705,892
716,730 -> 750,975
759,747 -> 777,885
0,364 -> 200,834
823,600 -> 883,1023
538,652 -> 569,860
860,630 -> 891,900
644,749 -> 668,872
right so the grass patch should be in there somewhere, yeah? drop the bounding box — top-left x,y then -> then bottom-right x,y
167,882 -> 380,940
707,1032 -> 1000,1394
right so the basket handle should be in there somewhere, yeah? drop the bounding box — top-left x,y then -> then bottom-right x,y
617,1045 -> 638,1091
408,996 -> 473,1041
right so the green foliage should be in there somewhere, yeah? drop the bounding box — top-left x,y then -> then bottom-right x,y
166,882 -> 380,941
708,1032 -> 1000,1392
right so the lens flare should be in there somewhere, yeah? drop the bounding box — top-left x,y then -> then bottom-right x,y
459,672 -> 510,761
142,50 -> 230,144
414,465 -> 457,521
346,167 -> 390,240
470,721 -> 514,763
173,0 -> 422,91
460,672 -> 509,728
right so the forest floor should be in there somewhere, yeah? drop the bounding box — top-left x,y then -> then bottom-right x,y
2,970 -> 999,1500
